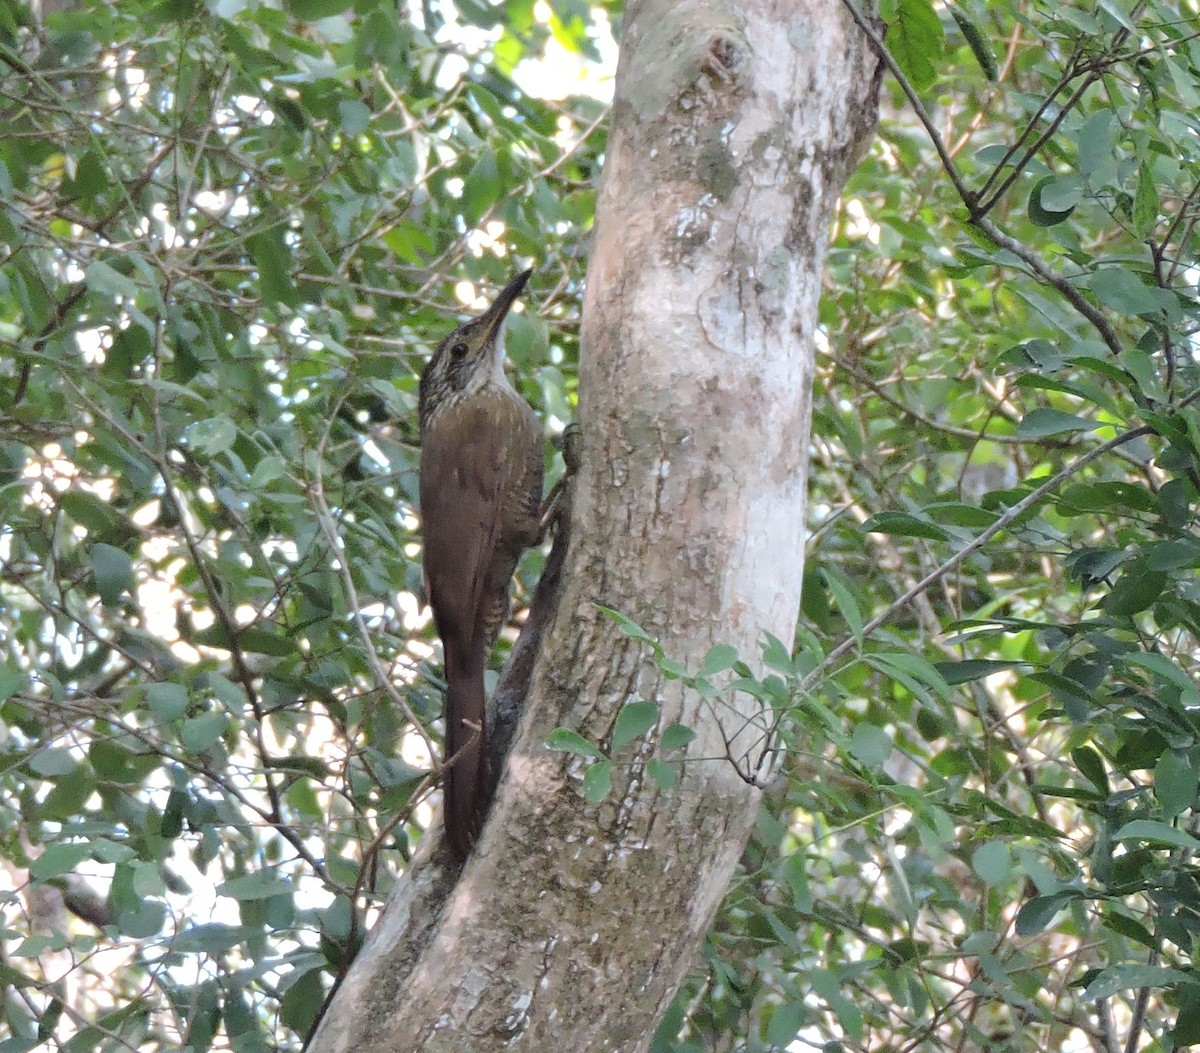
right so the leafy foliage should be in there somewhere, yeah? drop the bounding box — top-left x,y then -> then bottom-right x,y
0,0 -> 599,1048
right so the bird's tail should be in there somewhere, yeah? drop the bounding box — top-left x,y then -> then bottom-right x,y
443,642 -> 488,862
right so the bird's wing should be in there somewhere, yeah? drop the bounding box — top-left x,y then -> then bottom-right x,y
419,400 -> 510,655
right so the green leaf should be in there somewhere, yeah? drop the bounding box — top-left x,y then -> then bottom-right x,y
546,727 -> 606,760
1119,651 -> 1196,693
1175,987 -> 1200,1046
809,968 -> 863,1041
1015,892 -> 1073,935
1095,0 -> 1136,31
780,851 -> 812,912
1083,964 -> 1197,1002
129,862 -> 167,900
1076,110 -> 1116,180
867,651 -> 952,701
90,839 -> 135,863
279,966 -> 324,1034
28,748 -> 78,778
1155,751 -> 1196,820
1103,569 -> 1167,617
1016,408 -> 1096,438
699,643 -> 739,677
236,627 -> 295,657
184,416 -> 238,457
924,502 -> 999,527
1028,175 -> 1077,226
28,842 -> 91,881
610,701 -> 659,752
146,682 -> 189,721
61,491 -> 129,538
861,511 -> 950,541
204,672 -> 247,709
63,150 -> 108,202
766,1002 -> 806,1048
948,4 -> 996,80
595,606 -> 657,647
657,656 -> 686,680
338,99 -> 370,137
822,566 -> 864,641
661,723 -> 696,751
1144,539 -> 1200,572
886,0 -> 944,91
90,543 -> 133,605
645,758 -> 677,790
463,148 -> 500,226
117,900 -> 166,939
849,724 -> 892,767
0,663 -> 25,702
105,323 -> 152,380
216,873 -> 295,900
1090,267 -> 1165,317
180,711 -> 227,754
40,769 -> 93,821
1113,352 -> 1161,405
1071,746 -> 1108,794
90,740 -> 157,784
760,633 -> 793,674
583,760 -> 612,803
85,260 -> 139,299
249,227 -> 299,308
247,454 -> 286,488
1102,908 -> 1156,950
1132,161 -> 1160,238
971,841 -> 1011,884
172,924 -> 263,955
1051,6 -> 1101,32
933,659 -> 1021,685
1060,481 -> 1156,514
1112,820 -> 1200,850
288,0 -> 353,16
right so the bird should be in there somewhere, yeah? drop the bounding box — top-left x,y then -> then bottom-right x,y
419,269 -> 544,861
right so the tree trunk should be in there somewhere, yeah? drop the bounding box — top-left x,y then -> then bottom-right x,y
307,1 -> 879,1049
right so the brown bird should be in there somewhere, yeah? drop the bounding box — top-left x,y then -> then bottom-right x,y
419,269 -> 544,861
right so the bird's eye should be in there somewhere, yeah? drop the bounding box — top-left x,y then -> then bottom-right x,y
450,342 -> 468,359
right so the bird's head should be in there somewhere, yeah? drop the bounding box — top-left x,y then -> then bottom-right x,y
419,269 -> 532,424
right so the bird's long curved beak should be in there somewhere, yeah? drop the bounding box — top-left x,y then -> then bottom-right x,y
479,268 -> 532,346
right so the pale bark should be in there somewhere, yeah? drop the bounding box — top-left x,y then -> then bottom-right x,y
307,0 -> 879,1049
